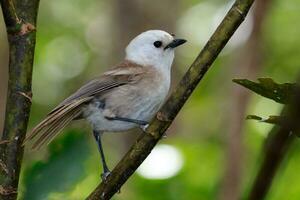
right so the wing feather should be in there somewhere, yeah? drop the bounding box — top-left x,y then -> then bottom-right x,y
25,60 -> 145,149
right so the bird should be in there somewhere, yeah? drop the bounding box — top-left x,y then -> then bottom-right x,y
25,30 -> 186,180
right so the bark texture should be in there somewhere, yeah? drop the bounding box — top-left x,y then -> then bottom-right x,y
0,0 -> 39,199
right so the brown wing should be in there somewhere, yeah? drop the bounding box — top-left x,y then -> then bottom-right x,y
25,61 -> 144,149
49,61 -> 144,114
49,76 -> 127,115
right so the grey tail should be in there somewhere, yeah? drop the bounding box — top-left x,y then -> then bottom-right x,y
24,97 -> 92,150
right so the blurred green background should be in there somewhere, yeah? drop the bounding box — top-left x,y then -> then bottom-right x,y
1,0 -> 300,199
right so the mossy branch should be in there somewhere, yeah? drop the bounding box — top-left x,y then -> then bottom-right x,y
246,115 -> 285,126
0,0 -> 40,199
232,77 -> 300,199
247,82 -> 300,200
233,78 -> 298,104
234,78 -> 300,131
87,0 -> 255,199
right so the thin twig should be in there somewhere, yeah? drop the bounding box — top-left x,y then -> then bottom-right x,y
1,0 -> 37,35
7,0 -> 20,23
87,0 -> 255,199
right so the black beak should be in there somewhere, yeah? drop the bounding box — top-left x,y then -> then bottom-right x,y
164,39 -> 187,50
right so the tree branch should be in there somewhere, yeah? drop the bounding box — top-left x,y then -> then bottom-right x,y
0,0 -> 20,27
0,0 -> 40,199
87,0 -> 255,199
247,84 -> 300,200
247,125 -> 294,200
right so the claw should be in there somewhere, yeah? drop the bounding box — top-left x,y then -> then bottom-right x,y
140,124 -> 149,132
101,171 -> 111,181
162,133 -> 167,138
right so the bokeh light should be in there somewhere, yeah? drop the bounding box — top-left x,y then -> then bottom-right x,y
178,0 -> 253,51
137,144 -> 183,180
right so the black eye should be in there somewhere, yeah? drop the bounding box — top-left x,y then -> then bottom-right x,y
153,41 -> 162,48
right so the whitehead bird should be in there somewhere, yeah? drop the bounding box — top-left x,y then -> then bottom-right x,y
25,30 -> 186,179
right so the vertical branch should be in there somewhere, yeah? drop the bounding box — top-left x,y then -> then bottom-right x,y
247,89 -> 300,200
247,79 -> 300,200
247,126 -> 294,200
0,0 -> 40,199
87,0 -> 255,199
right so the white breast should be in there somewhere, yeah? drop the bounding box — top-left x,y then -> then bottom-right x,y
84,72 -> 170,132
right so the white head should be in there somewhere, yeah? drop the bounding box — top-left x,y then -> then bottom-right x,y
125,30 -> 186,71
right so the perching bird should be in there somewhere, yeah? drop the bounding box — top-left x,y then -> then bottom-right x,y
25,30 -> 186,179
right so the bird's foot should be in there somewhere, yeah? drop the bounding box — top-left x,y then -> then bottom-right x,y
101,170 -> 111,181
140,124 -> 168,139
100,170 -> 121,193
162,132 -> 168,138
140,123 -> 149,132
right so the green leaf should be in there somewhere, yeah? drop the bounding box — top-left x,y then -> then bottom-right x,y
233,78 -> 298,104
246,114 -> 285,125
22,129 -> 92,200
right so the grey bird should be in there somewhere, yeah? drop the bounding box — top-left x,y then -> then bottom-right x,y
25,30 -> 186,179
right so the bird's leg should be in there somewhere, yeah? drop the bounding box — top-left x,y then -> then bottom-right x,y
103,107 -> 148,127
111,113 -> 167,137
106,116 -> 149,135
139,123 -> 168,138
106,116 -> 148,126
140,123 -> 149,132
93,130 -> 111,181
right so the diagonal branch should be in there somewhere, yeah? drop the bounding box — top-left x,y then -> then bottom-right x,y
0,0 -> 40,199
87,0 -> 255,199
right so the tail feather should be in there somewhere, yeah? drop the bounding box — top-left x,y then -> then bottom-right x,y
32,108 -> 81,149
25,97 -> 92,149
34,113 -> 74,148
26,98 -> 90,141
